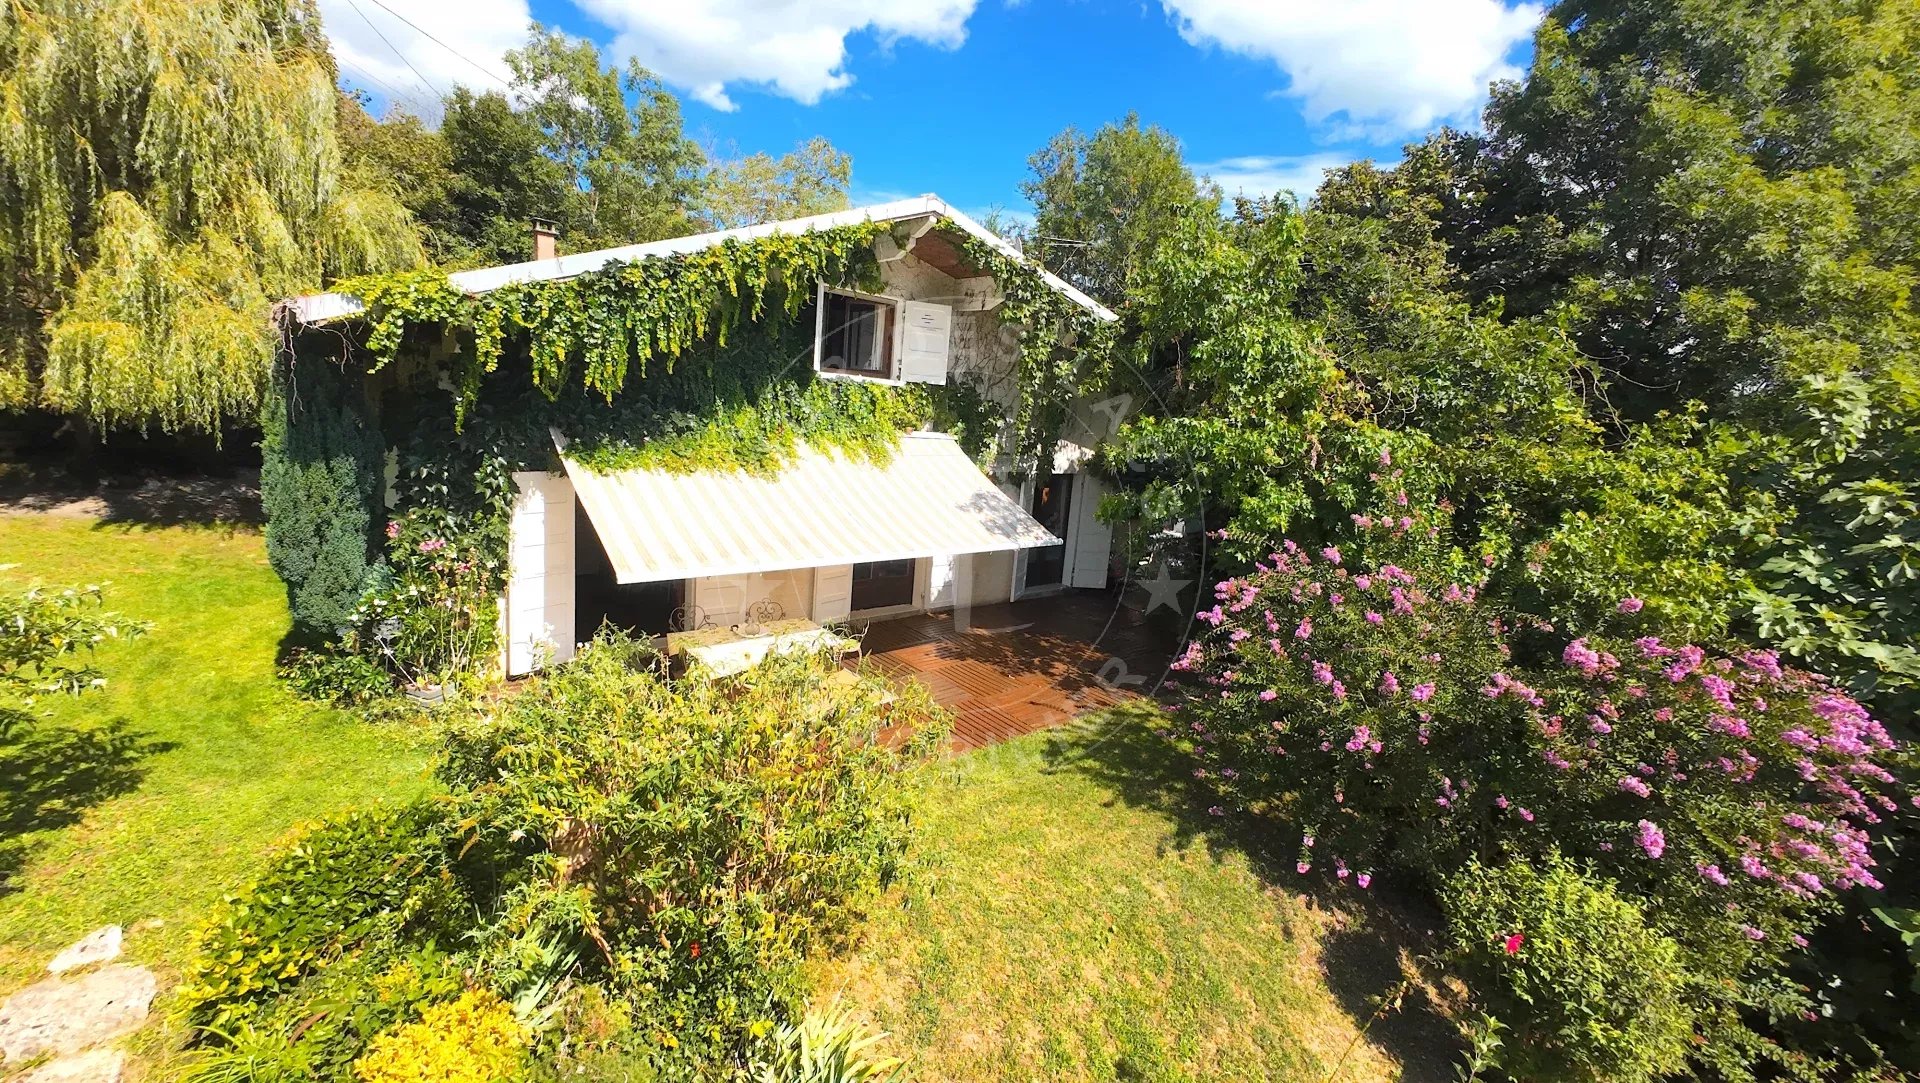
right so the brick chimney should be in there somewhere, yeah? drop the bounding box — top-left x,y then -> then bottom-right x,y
530,217 -> 558,261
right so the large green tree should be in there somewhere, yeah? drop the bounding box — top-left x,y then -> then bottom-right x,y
700,136 -> 852,229
1021,114 -> 1217,305
1374,0 -> 1920,717
0,0 -> 423,433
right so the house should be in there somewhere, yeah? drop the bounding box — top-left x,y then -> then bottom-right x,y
286,196 -> 1121,676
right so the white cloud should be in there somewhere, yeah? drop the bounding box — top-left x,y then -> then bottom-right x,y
573,0 -> 979,111
1162,0 -> 1543,137
1195,152 -> 1389,204
317,0 -> 530,120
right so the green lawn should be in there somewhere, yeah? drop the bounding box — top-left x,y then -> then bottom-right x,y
814,709 -> 1455,1083
0,513 -> 435,994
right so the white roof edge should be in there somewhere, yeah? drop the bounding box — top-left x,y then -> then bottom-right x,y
283,193 -> 1116,325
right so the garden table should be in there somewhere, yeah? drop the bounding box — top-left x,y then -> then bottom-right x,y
665,617 -> 859,678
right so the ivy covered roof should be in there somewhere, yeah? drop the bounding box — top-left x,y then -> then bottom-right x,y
284,194 -> 1116,325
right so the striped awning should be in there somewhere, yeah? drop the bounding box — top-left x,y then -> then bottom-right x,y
561,432 -> 1060,584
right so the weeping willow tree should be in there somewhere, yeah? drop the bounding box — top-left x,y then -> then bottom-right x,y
0,0 -> 423,433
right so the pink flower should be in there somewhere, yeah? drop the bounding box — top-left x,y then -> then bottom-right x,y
1365,610 -> 1384,625
1295,617 -> 1314,640
1503,933 -> 1524,955
1618,597 -> 1644,613
1378,671 -> 1400,696
1321,546 -> 1342,565
1637,819 -> 1666,859
1517,808 -> 1534,822
384,521 -> 401,539
1410,682 -> 1435,702
1258,689 -> 1277,702
1356,872 -> 1372,889
1618,776 -> 1651,798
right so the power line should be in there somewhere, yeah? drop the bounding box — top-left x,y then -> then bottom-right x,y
337,57 -> 437,117
343,0 -> 445,102
362,0 -> 515,91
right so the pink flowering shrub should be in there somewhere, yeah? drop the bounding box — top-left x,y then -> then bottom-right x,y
1171,519 -> 1907,1077
1172,533 -> 1516,884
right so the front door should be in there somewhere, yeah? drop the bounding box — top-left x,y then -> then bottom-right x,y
851,558 -> 916,611
1020,471 -> 1073,592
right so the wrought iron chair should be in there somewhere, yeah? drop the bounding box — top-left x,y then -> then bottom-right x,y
669,605 -> 714,633
733,597 -> 785,637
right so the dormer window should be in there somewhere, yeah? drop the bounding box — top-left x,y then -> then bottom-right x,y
812,283 -> 952,386
816,286 -> 897,379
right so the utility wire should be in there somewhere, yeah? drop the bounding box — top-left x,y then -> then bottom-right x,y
338,57 -> 437,117
363,0 -> 516,91
343,0 -> 445,102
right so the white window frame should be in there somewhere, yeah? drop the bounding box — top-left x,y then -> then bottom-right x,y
813,282 -> 903,385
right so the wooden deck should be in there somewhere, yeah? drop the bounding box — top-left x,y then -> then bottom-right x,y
855,592 -> 1176,752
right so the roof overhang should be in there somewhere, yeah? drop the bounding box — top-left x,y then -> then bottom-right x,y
563,432 -> 1060,584
286,194 -> 1115,325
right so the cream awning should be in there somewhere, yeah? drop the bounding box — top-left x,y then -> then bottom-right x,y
562,432 -> 1061,584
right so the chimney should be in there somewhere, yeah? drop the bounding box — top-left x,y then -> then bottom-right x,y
530,217 -> 558,261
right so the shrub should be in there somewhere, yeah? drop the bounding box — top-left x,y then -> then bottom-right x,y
1173,497 -> 1907,1076
352,989 -> 528,1083
0,583 -> 144,736
437,633 -> 946,1056
260,352 -> 383,643
1444,853 -> 1691,1083
179,802 -> 468,1032
280,645 -> 396,706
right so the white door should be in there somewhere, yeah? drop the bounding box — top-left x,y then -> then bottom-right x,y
811,565 -> 853,624
1066,473 -> 1113,589
503,471 -> 576,675
1014,472 -> 1111,596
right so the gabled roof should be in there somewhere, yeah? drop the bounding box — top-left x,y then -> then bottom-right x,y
286,194 -> 1115,324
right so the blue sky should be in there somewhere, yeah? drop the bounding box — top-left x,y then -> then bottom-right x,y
321,0 -> 1545,218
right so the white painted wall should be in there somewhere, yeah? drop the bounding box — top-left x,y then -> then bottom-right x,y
503,471 -> 576,676
692,568 -> 815,630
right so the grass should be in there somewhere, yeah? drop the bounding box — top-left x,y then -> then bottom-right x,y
813,708 -> 1457,1083
0,513 -> 436,995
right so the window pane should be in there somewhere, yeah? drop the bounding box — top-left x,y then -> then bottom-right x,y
821,293 -> 885,373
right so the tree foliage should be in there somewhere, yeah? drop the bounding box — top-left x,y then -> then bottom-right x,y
0,0 -> 422,432
701,136 -> 852,230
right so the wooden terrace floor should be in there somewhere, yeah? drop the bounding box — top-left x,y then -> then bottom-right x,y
854,592 -> 1178,752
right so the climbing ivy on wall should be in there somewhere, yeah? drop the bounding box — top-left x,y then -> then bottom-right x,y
336,222 -> 894,421
931,222 -> 1116,471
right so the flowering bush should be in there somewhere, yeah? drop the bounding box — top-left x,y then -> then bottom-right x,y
1444,853 -> 1691,1083
345,507 -> 508,686
1170,499 -> 1908,1077
1170,530 -> 1515,884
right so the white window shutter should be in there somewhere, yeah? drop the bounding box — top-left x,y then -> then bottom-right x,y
811,565 -> 853,624
503,471 -> 576,675
897,300 -> 951,385
1066,474 -> 1114,589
